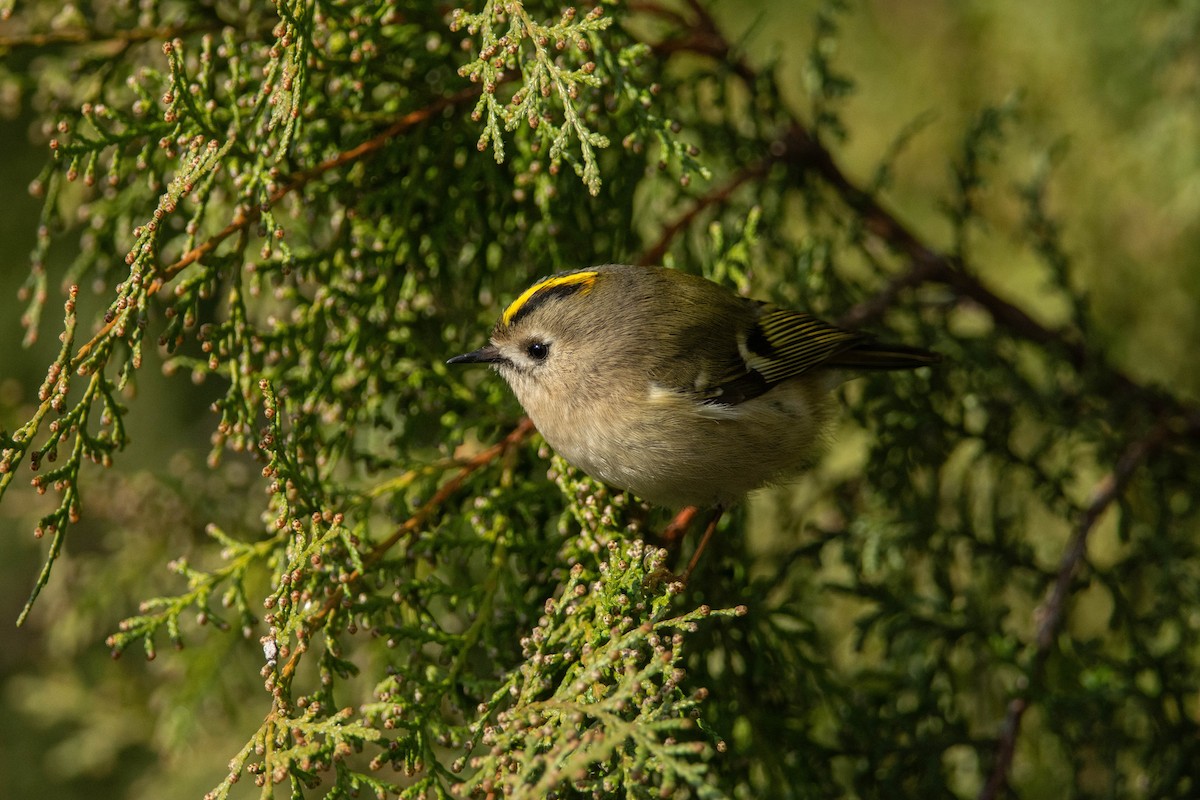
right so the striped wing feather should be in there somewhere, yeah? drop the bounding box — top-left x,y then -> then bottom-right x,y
703,307 -> 939,406
746,309 -> 865,383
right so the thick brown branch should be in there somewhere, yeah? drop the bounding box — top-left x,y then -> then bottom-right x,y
634,5 -> 1200,792
638,0 -> 1177,417
977,418 -> 1180,800
772,123 -> 1083,362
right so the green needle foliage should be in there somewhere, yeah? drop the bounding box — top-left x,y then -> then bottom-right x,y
1,1 -> 1198,799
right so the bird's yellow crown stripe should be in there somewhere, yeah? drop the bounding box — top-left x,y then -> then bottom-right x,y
501,271 -> 598,326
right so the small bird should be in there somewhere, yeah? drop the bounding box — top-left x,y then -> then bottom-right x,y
448,264 -> 938,510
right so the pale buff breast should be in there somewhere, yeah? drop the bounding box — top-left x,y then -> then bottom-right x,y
526,374 -> 841,508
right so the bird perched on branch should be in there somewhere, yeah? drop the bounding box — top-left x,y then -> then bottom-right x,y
449,264 -> 939,511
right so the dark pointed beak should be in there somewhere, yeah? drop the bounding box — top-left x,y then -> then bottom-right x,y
446,344 -> 505,366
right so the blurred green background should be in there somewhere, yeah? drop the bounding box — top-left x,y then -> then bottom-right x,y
2,0 -> 1197,796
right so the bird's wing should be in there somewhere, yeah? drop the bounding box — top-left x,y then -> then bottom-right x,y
698,305 -> 939,405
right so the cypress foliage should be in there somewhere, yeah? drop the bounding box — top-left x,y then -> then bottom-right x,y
1,2 -> 1197,798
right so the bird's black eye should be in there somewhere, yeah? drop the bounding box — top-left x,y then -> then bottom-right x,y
525,341 -> 550,361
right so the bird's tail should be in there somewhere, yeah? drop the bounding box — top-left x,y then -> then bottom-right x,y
828,341 -> 942,371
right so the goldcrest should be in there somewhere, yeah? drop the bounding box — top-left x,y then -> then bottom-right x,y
449,264 -> 938,509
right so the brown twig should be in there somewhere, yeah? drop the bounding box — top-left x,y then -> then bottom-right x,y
835,260 -> 942,329
0,24 -> 211,50
638,158 -> 774,266
977,419 -> 1177,800
644,0 -> 758,88
66,89 -> 475,369
278,417 -> 536,682
152,87 -> 478,291
680,506 -> 723,584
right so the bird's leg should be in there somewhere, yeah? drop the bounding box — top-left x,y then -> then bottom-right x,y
679,504 -> 724,584
644,505 -> 723,589
661,505 -> 699,544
